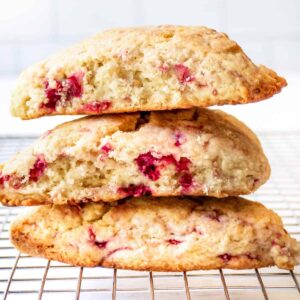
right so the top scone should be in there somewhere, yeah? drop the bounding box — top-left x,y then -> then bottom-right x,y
11,26 -> 286,119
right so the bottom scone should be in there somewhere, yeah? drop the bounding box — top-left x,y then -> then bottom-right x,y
10,196 -> 299,271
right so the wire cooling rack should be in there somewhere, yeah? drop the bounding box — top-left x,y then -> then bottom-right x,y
1,133 -> 300,300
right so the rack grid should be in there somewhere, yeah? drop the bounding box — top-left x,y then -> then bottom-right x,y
1,133 -> 300,300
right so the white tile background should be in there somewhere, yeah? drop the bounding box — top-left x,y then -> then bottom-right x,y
0,0 -> 299,134
0,0 -> 299,74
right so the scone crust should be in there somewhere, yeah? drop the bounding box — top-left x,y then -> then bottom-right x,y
10,196 -> 299,271
11,26 -> 286,119
0,109 -> 270,206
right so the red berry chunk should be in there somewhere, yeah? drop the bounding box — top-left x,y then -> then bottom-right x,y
118,184 -> 152,197
0,173 -> 10,187
218,253 -> 232,262
207,209 -> 223,222
88,227 -> 108,249
43,80 -> 63,110
160,154 -> 177,166
107,247 -> 131,257
88,227 -> 96,241
246,253 -> 258,260
65,74 -> 82,99
29,155 -> 47,182
41,130 -> 53,139
10,176 -> 24,189
167,239 -> 183,245
100,143 -> 113,154
94,240 -> 108,249
81,100 -> 111,113
174,64 -> 195,84
135,152 -> 161,181
192,227 -> 203,235
158,64 -> 170,72
135,152 -> 193,189
179,172 -> 193,190
42,73 -> 83,111
176,157 -> 191,172
174,132 -> 186,147
0,173 -> 23,189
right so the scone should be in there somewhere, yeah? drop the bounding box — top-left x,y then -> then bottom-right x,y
0,109 -> 270,206
10,196 -> 299,270
11,26 -> 286,119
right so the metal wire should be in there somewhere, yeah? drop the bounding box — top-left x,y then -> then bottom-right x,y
255,269 -> 269,300
183,272 -> 191,300
3,253 -> 21,300
219,269 -> 230,300
75,267 -> 83,300
112,269 -> 117,300
37,260 -> 51,300
290,270 -> 300,294
1,134 -> 300,300
149,271 -> 154,300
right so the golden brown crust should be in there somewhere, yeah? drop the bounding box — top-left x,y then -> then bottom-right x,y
11,26 -> 286,120
0,108 -> 270,206
10,196 -> 299,270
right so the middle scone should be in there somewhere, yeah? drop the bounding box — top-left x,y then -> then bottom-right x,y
0,108 -> 270,206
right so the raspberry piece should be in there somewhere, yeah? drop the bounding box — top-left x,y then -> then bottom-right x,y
99,143 -> 113,160
88,227 -> 96,241
254,88 -> 261,94
88,227 -> 108,249
207,209 -> 223,222
0,173 -> 10,187
158,64 -> 170,72
167,239 -> 183,245
174,64 -> 195,84
10,176 -> 24,189
100,143 -> 113,154
135,152 -> 193,184
42,73 -> 83,111
0,173 -> 23,189
94,240 -> 108,249
65,74 -> 82,100
107,247 -> 132,258
179,172 -> 193,190
160,154 -> 177,166
246,253 -> 258,260
192,227 -> 203,235
252,178 -> 260,189
135,152 -> 160,181
118,184 -> 152,197
212,89 -> 218,96
218,253 -> 232,262
119,49 -> 129,60
41,130 -> 53,139
197,82 -> 208,88
81,100 -> 111,113
43,80 -> 63,110
176,157 -> 191,172
29,155 -> 47,182
174,132 -> 186,147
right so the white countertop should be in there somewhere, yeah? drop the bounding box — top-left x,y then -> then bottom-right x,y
1,74 -> 300,136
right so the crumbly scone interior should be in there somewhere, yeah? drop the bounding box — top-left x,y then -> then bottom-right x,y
0,109 -> 270,205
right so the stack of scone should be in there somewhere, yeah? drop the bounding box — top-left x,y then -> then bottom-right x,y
1,26 -> 299,271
